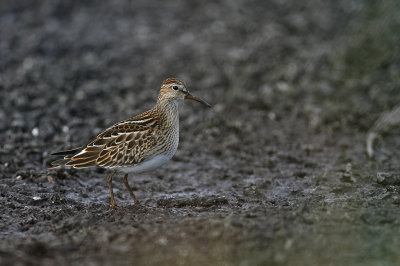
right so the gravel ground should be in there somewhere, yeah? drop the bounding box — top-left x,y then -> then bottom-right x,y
1,0 -> 400,265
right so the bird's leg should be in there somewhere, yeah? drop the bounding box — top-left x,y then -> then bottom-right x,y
123,174 -> 139,204
107,170 -> 119,210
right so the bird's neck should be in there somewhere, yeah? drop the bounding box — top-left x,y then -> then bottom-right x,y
154,97 -> 179,126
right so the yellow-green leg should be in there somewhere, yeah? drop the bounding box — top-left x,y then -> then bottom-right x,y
107,170 -> 119,210
123,174 -> 139,204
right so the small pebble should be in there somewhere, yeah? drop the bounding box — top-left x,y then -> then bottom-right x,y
32,127 -> 39,137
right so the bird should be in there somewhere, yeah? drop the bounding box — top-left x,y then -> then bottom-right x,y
50,78 -> 211,209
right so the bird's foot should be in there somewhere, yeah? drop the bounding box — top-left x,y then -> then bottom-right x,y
111,204 -> 120,210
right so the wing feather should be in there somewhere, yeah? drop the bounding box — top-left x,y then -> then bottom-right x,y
50,110 -> 159,169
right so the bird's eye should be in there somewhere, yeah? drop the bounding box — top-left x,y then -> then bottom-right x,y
172,85 -> 178,90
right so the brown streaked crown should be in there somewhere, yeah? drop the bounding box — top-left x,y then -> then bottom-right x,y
162,78 -> 185,87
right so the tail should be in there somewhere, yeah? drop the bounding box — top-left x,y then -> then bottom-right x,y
49,158 -> 73,169
49,146 -> 101,169
51,147 -> 83,156
49,147 -> 82,169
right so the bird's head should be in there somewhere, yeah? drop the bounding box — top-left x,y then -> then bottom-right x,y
159,78 -> 211,107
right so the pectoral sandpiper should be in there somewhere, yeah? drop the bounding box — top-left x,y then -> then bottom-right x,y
50,78 -> 211,209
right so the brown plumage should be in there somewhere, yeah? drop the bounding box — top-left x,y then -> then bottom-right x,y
50,78 -> 211,209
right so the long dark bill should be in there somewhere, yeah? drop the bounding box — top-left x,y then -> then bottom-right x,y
185,93 -> 211,107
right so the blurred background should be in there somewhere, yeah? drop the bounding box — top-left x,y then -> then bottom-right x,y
1,0 -> 400,265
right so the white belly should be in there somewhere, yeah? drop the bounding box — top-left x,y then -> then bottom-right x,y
117,154 -> 173,174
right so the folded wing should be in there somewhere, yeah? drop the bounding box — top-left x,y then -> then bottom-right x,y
51,111 -> 158,169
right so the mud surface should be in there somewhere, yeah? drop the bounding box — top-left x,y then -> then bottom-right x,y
1,0 -> 400,265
